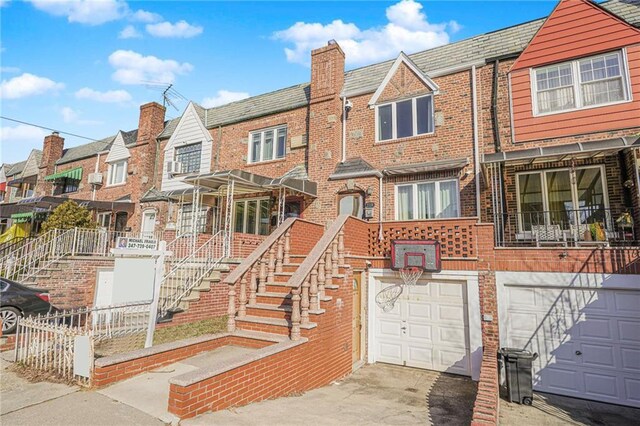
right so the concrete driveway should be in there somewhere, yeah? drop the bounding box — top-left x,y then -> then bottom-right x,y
183,363 -> 477,425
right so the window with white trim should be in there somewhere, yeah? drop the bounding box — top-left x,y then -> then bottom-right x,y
248,126 -> 286,164
533,51 -> 629,115
377,94 -> 434,142
174,142 -> 202,174
97,212 -> 111,229
395,179 -> 459,220
234,198 -> 270,235
177,204 -> 207,235
107,160 -> 127,186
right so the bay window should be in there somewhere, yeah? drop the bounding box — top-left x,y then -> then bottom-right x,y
533,50 -> 629,115
249,126 -> 287,163
234,198 -> 270,235
377,94 -> 434,142
516,166 -> 609,232
395,179 -> 459,220
107,160 -> 127,186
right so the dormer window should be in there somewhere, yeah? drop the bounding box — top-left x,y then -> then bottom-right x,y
175,142 -> 202,174
376,95 -> 434,142
532,50 -> 630,115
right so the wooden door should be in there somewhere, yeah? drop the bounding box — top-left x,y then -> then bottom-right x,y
352,273 -> 362,363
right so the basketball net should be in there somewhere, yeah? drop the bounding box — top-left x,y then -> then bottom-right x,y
375,267 -> 424,312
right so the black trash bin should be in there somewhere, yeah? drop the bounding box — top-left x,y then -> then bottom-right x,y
499,348 -> 538,405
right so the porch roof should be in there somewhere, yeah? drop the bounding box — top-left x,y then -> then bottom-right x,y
7,174 -> 37,188
382,157 -> 469,176
0,196 -> 134,218
184,169 -> 317,197
482,136 -> 640,165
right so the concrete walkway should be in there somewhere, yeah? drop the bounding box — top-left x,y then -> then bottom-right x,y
500,392 -> 640,425
97,345 -> 256,424
183,363 -> 477,425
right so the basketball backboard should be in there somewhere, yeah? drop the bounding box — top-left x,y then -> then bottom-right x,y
390,239 -> 441,272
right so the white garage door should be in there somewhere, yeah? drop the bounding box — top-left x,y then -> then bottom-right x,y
504,285 -> 640,408
374,280 -> 470,376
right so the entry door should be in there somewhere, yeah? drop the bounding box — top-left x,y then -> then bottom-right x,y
94,270 -> 114,326
115,212 -> 128,233
352,273 -> 362,363
141,211 -> 156,237
374,280 -> 471,376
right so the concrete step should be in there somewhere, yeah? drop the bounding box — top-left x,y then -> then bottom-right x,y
246,305 -> 291,320
235,315 -> 316,334
255,292 -> 292,305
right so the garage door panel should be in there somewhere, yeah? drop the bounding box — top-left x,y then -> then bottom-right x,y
378,319 -> 403,338
584,372 -> 618,398
438,348 -> 469,373
406,324 -> 432,341
437,282 -> 464,299
378,342 -> 403,363
406,301 -> 430,319
406,346 -> 433,369
621,348 -> 640,371
580,343 -> 616,368
504,282 -> 640,408
613,292 -> 640,315
437,304 -> 466,323
439,327 -> 468,348
618,320 -> 640,343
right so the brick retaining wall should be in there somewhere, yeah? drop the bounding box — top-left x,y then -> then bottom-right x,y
471,344 -> 499,425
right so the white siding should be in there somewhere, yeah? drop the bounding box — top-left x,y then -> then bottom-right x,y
161,103 -> 212,192
22,150 -> 40,178
105,132 -> 130,163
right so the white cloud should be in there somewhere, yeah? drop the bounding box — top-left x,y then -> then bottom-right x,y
448,20 -> 462,34
0,66 -> 20,74
108,50 -> 193,85
274,0 -> 455,67
59,106 -> 102,125
0,73 -> 64,99
201,90 -> 250,108
75,87 -> 132,103
130,9 -> 161,23
27,0 -> 128,25
119,25 -> 141,39
0,124 -> 48,146
146,20 -> 203,38
0,1 -> 10,8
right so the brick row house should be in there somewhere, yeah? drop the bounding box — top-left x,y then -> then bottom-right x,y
2,0 -> 639,415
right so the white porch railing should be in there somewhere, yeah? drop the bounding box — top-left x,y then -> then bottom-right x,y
0,228 -> 169,282
158,231 -> 225,318
14,302 -> 152,386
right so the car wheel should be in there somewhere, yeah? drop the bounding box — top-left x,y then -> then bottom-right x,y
0,307 -> 21,334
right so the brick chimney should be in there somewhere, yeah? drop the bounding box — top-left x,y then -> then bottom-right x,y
136,102 -> 166,145
310,40 -> 345,102
41,131 -> 64,174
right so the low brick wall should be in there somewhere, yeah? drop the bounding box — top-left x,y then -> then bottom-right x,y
93,332 -> 276,388
471,345 -> 499,425
0,334 -> 16,352
232,233 -> 267,258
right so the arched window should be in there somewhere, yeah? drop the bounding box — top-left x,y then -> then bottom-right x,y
338,192 -> 364,218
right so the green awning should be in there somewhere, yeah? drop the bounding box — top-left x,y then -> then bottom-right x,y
11,212 -> 33,223
44,167 -> 83,182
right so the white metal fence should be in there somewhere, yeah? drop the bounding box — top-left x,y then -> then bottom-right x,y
14,302 -> 152,386
159,231 -> 225,318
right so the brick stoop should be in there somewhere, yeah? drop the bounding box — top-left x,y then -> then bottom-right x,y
471,344 -> 499,425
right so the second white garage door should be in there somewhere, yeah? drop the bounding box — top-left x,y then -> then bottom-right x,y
374,280 -> 471,376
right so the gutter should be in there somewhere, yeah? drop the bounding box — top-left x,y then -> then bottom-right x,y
471,65 -> 481,221
341,96 -> 347,163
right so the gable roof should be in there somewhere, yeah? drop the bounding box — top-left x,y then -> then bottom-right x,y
368,52 -> 439,106
5,159 -> 28,177
56,129 -> 137,165
511,0 -> 640,71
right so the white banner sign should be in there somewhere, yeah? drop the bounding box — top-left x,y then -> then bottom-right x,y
116,237 -> 158,250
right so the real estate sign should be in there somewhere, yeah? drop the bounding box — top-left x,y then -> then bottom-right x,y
116,237 -> 158,250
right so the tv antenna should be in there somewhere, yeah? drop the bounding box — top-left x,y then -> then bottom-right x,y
141,81 -> 188,112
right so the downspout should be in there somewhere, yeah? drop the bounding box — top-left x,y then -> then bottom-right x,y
341,96 -> 347,163
492,59 -> 501,152
378,175 -> 383,241
471,65 -> 481,221
92,153 -> 100,201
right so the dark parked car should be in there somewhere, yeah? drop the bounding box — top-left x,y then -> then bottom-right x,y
0,278 -> 54,334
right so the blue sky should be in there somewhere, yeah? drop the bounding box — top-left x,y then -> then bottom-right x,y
1,0 -> 559,165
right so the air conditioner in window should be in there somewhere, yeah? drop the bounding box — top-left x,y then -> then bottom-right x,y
88,173 -> 103,185
166,161 -> 183,176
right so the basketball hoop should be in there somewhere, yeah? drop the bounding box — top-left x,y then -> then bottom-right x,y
398,266 -> 424,287
375,284 -> 403,312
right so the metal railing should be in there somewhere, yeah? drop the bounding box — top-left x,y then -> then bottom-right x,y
498,207 -> 636,246
14,302 -> 152,386
158,231 -> 225,318
0,228 -> 169,282
0,236 -> 32,258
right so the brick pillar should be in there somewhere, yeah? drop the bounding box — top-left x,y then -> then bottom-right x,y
38,132 -> 64,196
476,223 -> 499,347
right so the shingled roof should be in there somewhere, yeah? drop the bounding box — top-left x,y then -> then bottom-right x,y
56,129 -> 137,165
